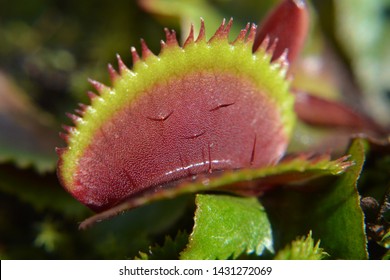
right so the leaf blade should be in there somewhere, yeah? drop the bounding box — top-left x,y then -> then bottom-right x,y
261,138 -> 369,259
180,194 -> 273,260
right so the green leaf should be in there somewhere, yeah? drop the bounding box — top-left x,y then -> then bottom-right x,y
261,138 -> 369,259
180,194 -> 273,260
312,138 -> 368,259
275,231 -> 328,260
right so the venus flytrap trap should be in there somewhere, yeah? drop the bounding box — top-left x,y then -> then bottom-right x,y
56,0 -> 389,259
57,19 -> 294,215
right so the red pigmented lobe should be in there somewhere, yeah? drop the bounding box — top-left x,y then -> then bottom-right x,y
253,0 -> 309,63
72,72 -> 287,211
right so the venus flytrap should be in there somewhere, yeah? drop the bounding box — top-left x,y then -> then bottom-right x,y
56,0 -> 387,259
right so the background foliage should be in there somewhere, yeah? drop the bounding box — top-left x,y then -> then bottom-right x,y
0,0 -> 389,259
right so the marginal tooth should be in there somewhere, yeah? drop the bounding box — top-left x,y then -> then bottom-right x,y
78,103 -> 88,111
275,48 -> 289,67
59,132 -> 69,143
267,38 -> 279,58
210,18 -> 234,42
88,79 -> 110,95
183,24 -> 195,48
55,147 -> 67,156
87,91 -> 98,101
233,23 -> 250,45
140,39 -> 155,59
256,35 -> 271,52
74,108 -> 84,116
107,63 -> 119,83
270,44 -> 291,75
246,23 -> 257,45
62,125 -> 75,134
196,18 -> 206,42
116,54 -> 130,75
66,112 -> 81,125
164,28 -> 179,47
335,155 -> 354,170
130,47 -> 141,64
209,18 -> 227,42
226,18 -> 233,33
160,39 -> 167,52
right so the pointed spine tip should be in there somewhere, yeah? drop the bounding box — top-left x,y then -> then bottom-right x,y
59,132 -> 69,143
196,18 -> 206,42
87,91 -> 98,101
55,147 -> 67,156
130,46 -> 141,64
210,18 -> 234,42
209,18 -> 225,42
78,103 -> 88,111
140,39 -> 155,59
336,155 -> 354,171
66,112 -> 81,125
183,24 -> 195,48
247,23 -> 257,43
256,35 -> 270,52
233,22 -> 250,45
116,54 -> 130,75
74,108 -> 84,117
164,28 -> 179,47
62,124 -> 76,134
272,48 -> 290,77
227,17 -> 233,29
88,78 -> 110,95
107,63 -> 119,83
267,38 -> 279,58
276,48 -> 289,64
160,39 -> 167,52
